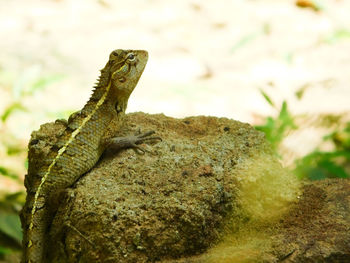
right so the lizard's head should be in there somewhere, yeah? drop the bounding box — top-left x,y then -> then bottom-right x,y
104,49 -> 148,112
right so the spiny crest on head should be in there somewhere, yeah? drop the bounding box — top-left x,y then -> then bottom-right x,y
94,49 -> 128,89
85,50 -> 128,105
95,67 -> 111,89
87,69 -> 110,102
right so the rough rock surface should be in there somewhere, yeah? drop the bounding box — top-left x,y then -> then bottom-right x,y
26,112 -> 350,263
29,112 -> 266,262
275,179 -> 350,263
183,179 -> 350,263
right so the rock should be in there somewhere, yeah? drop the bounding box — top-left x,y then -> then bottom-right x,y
45,112 -> 275,262
28,112 -> 350,263
274,179 -> 350,263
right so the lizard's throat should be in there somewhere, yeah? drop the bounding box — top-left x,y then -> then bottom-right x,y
109,83 -> 132,115
115,100 -> 128,115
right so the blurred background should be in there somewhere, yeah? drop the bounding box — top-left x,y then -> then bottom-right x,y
0,0 -> 349,260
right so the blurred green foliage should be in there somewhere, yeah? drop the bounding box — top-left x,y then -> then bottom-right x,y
255,89 -> 350,180
294,123 -> 350,180
0,67 -> 64,181
230,23 -> 271,54
0,192 -> 24,258
255,89 -> 297,153
0,66 -> 64,123
323,28 -> 350,44
0,67 -> 65,257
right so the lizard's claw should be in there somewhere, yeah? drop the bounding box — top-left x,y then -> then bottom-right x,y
130,130 -> 162,154
134,130 -> 162,143
108,130 -> 162,155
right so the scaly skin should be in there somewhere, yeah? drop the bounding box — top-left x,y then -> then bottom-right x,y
21,49 -> 149,262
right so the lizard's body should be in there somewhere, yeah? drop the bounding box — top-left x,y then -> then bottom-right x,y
21,49 -> 149,262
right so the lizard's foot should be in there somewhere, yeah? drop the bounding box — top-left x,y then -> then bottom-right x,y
107,130 -> 162,154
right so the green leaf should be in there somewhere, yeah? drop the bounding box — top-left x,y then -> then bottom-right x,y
333,29 -> 350,39
319,160 -> 349,179
6,144 -> 25,156
279,101 -> 288,118
0,212 -> 22,244
259,89 -> 275,107
0,166 -> 18,180
255,99 -> 298,154
324,28 -> 350,44
12,67 -> 65,99
1,102 -> 27,123
231,33 -> 259,53
307,167 -> 327,180
0,191 -> 25,207
0,245 -> 12,255
294,149 -> 350,180
318,150 -> 350,160
295,85 -> 307,100
26,74 -> 65,95
278,101 -> 297,129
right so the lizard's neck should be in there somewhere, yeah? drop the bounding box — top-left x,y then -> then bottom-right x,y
81,68 -> 116,115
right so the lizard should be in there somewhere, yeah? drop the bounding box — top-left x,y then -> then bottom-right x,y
20,49 -> 159,262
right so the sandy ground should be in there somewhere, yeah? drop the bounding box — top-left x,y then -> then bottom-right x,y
0,0 -> 350,191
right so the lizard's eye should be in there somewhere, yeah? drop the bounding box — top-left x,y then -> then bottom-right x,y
126,53 -> 136,62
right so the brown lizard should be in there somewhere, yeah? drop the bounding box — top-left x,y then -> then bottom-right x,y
20,49 -> 158,262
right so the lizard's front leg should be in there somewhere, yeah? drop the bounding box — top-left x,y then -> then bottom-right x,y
105,131 -> 162,154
